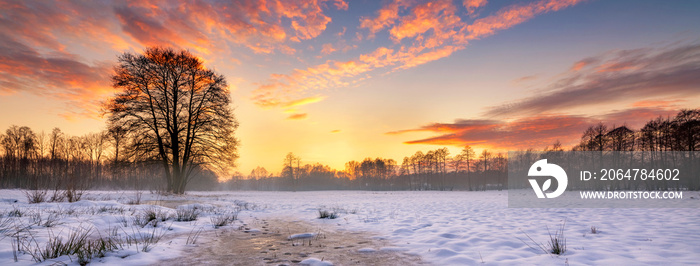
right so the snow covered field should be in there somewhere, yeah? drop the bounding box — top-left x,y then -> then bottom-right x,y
1,189 -> 699,265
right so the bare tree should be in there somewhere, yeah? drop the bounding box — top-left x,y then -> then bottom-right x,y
480,149 -> 492,172
84,132 -> 106,163
458,145 -> 475,190
1,125 -> 37,160
249,166 -> 269,180
49,128 -> 64,160
435,147 -> 449,190
37,131 -> 47,158
673,109 -> 700,151
607,125 -> 635,151
107,125 -> 128,165
107,47 -> 239,194
283,152 -> 301,190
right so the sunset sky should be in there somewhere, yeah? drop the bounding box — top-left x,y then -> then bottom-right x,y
1,0 -> 699,175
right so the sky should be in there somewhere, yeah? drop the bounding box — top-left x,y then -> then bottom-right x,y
1,0 -> 699,176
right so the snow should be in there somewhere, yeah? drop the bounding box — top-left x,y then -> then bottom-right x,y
357,247 -> 376,253
379,246 -> 408,252
299,257 -> 334,266
288,232 -> 316,240
1,189 -> 699,265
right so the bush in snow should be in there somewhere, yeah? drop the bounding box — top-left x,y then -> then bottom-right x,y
548,222 -> 567,255
175,206 -> 200,222
520,220 -> 567,255
18,226 -> 121,265
210,211 -> 238,228
25,190 -> 47,204
318,209 -> 338,219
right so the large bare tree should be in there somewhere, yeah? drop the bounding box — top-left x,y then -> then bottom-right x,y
107,47 -> 238,194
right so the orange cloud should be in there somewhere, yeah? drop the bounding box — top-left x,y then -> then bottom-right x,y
251,46 -> 401,108
463,0 -> 487,15
359,0 -> 406,38
571,61 -> 587,71
400,115 -> 590,150
595,61 -> 640,73
393,107 -> 677,151
1,0 -> 351,119
284,96 -> 326,108
332,0 -> 349,11
512,75 -> 538,85
320,43 -> 336,55
0,34 -> 111,119
389,0 -> 460,42
111,0 -> 347,55
464,0 -> 583,41
386,119 -> 500,135
317,39 -> 357,58
631,100 -> 685,108
396,45 -> 460,70
254,0 -> 584,117
286,113 -> 308,120
0,0 -> 135,54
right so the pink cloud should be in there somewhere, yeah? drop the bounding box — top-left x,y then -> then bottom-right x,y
359,0 -> 407,38
463,0 -> 487,15
393,107 -> 679,151
0,0 -> 349,119
463,0 -> 583,42
487,43 -> 700,117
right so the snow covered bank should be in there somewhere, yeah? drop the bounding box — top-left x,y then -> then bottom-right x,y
1,190 -> 699,265
211,190 -> 700,265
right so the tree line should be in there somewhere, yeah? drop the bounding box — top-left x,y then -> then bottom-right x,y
0,125 -> 220,192
226,109 -> 699,191
574,109 -> 699,152
223,147 -> 507,191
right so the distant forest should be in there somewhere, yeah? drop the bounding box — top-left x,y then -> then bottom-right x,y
1,109 -> 698,192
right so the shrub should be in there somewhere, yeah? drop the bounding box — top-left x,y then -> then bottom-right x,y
49,189 -> 65,202
25,190 -> 47,204
36,229 -> 91,261
65,188 -> 85,203
8,208 -> 22,217
20,227 -> 119,264
520,220 -> 567,255
28,210 -> 61,227
131,214 -> 150,228
131,208 -> 170,228
144,208 -> 158,223
130,226 -> 168,252
318,209 -> 338,219
175,207 -> 200,222
234,200 -> 257,210
117,215 -> 129,227
127,191 -> 143,205
0,215 -> 12,237
211,211 -> 238,228
42,213 -> 62,228
186,227 -> 203,245
548,222 -> 567,255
